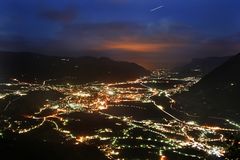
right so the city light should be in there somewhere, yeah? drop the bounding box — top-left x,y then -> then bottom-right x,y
0,69 -> 239,159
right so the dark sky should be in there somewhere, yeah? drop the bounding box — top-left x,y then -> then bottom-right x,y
0,0 -> 240,69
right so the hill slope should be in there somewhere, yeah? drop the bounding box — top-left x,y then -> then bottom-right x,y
0,52 -> 150,84
174,56 -> 230,77
176,53 -> 240,120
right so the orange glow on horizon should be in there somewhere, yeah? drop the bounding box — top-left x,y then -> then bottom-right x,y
103,41 -> 171,53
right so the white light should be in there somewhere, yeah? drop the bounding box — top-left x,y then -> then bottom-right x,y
0,94 -> 7,99
107,90 -> 115,95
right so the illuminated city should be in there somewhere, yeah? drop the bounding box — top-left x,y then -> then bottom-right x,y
0,0 -> 240,159
0,70 -> 239,159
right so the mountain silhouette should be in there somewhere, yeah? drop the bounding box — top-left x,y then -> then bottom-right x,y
176,53 -> 240,120
174,56 -> 230,77
0,52 -> 150,84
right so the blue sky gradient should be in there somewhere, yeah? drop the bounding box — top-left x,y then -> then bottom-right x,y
0,0 -> 240,68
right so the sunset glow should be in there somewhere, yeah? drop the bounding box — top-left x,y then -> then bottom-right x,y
103,41 -> 170,53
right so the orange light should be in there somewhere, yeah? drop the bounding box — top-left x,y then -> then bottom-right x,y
103,41 -> 170,53
160,155 -> 167,160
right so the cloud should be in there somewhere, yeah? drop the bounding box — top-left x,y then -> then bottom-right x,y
27,21 -> 237,68
196,35 -> 240,57
1,20 -> 239,69
40,7 -> 78,23
102,41 -> 169,53
51,21 -> 193,53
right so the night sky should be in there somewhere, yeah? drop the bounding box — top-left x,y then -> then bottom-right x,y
0,0 -> 240,69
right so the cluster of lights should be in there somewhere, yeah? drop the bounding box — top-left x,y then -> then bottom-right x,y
0,71 -> 239,160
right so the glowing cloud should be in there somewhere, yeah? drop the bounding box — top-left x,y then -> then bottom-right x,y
103,41 -> 171,53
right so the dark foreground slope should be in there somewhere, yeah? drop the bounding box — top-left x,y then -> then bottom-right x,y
175,53 -> 240,120
0,135 -> 108,160
0,52 -> 149,84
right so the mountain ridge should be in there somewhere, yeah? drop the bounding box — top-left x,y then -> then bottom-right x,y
0,52 -> 150,84
175,53 -> 240,121
173,56 -> 230,77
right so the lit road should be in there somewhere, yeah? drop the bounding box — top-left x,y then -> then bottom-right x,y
0,70 -> 239,159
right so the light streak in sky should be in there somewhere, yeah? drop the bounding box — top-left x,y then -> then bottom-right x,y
150,5 -> 164,12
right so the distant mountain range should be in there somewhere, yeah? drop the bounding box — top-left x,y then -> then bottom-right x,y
0,52 -> 150,84
175,53 -> 240,120
174,56 -> 230,77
